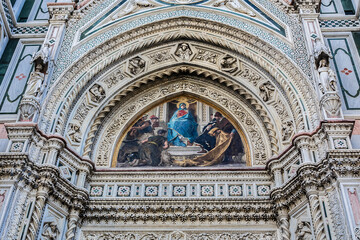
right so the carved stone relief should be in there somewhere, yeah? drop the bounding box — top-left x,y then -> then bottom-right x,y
327,189 -> 349,239
238,68 -> 262,86
41,221 -> 60,240
68,123 -> 82,144
212,0 -> 256,17
89,84 -> 106,104
82,231 -> 277,240
73,101 -> 94,122
128,56 -> 146,75
148,49 -> 173,64
175,43 -> 193,61
103,69 -> 126,88
194,49 -> 218,64
259,81 -> 275,102
111,0 -> 157,20
42,20 -> 316,137
295,221 -> 312,240
220,55 -> 238,74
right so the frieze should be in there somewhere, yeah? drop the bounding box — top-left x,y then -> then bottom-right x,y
81,231 -> 278,240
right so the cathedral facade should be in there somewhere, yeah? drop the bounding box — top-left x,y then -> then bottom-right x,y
0,0 -> 359,239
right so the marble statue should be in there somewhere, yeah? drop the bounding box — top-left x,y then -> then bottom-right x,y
31,42 -> 50,66
24,64 -> 46,99
317,59 -> 337,94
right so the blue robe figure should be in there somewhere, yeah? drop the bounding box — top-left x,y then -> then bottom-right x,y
167,103 -> 198,146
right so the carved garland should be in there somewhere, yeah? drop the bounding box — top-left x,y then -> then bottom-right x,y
93,77 -> 272,167
41,18 -> 318,137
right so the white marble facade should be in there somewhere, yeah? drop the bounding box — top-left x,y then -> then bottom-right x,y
0,0 -> 359,239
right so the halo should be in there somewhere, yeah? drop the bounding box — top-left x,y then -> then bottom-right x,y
176,97 -> 190,108
176,101 -> 189,109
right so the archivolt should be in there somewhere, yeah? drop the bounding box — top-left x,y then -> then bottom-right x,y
82,65 -> 280,162
40,17 -> 320,138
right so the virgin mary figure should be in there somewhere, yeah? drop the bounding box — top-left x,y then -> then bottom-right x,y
167,102 -> 198,146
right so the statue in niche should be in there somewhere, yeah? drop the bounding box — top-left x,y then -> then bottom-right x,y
68,123 -> 82,143
313,37 -> 332,63
89,84 -> 106,103
24,64 -> 46,99
175,43 -> 193,61
259,81 -> 275,102
112,0 -> 155,19
128,56 -> 146,75
31,42 -> 50,66
213,0 -> 256,17
220,55 -> 238,73
295,221 -> 312,240
313,38 -> 337,94
317,58 -> 337,94
41,221 -> 59,240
